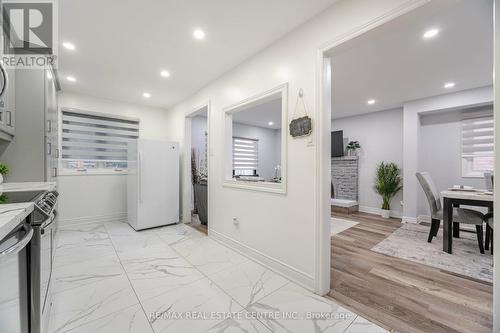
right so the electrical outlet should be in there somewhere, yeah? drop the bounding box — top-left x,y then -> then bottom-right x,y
232,217 -> 239,226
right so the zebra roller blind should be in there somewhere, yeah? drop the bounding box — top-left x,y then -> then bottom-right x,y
61,110 -> 139,166
232,137 -> 258,176
461,109 -> 494,175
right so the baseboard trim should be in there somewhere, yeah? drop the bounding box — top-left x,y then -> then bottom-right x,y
402,216 -> 418,224
59,213 -> 127,227
358,205 -> 403,219
209,229 -> 315,291
417,214 -> 431,224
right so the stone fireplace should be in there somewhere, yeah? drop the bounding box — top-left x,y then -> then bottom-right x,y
331,156 -> 359,214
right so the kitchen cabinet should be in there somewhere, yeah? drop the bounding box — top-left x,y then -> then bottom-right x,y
0,66 -> 60,182
0,67 -> 15,140
44,67 -> 59,182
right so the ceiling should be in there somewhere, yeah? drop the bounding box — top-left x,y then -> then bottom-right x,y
328,0 -> 493,119
58,0 -> 338,109
232,97 -> 282,130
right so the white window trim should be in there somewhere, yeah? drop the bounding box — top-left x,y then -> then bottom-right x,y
58,169 -> 129,176
59,107 -> 140,175
222,83 -> 288,194
461,158 -> 490,178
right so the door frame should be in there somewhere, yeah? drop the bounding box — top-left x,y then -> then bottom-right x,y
183,101 -> 211,227
315,0 -> 498,330
313,0 -> 431,294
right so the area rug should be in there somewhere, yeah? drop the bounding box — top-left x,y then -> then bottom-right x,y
371,222 -> 493,283
331,218 -> 359,236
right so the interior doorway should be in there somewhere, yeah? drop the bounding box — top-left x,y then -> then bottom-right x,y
318,1 -> 495,332
184,103 -> 210,235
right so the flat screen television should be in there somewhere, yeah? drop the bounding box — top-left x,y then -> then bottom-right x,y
331,130 -> 344,157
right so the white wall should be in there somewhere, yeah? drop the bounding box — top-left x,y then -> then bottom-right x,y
233,123 -> 281,180
418,108 -> 490,217
161,0 -> 423,290
191,115 -> 208,173
403,86 -> 493,222
57,91 -> 170,225
332,108 -> 403,215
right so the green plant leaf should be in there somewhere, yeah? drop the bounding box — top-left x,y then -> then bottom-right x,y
0,163 -> 9,176
374,162 -> 402,210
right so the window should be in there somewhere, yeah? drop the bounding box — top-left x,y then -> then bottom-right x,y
61,110 -> 139,173
223,84 -> 287,193
232,137 -> 258,177
461,109 -> 494,177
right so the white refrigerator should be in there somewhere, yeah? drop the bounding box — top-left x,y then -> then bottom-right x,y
128,139 -> 180,230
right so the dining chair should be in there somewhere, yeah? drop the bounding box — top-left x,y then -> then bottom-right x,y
416,172 -> 486,253
485,213 -> 493,255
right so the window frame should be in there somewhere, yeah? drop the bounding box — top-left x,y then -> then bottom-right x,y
222,83 -> 288,194
58,108 -> 140,176
461,109 -> 494,178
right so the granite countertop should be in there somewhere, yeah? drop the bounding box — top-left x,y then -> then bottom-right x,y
0,182 -> 57,193
0,203 -> 34,241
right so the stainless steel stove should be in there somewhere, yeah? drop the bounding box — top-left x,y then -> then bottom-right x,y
4,190 -> 59,333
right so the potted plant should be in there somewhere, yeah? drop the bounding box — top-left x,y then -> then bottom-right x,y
374,162 -> 402,219
0,194 -> 7,204
346,141 -> 361,156
0,163 -> 9,184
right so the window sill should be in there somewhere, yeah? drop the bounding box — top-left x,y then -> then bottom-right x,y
462,171 -> 489,178
59,170 -> 129,176
222,178 -> 286,194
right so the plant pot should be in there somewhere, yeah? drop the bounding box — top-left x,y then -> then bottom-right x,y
380,209 -> 390,219
0,174 -> 4,184
194,181 -> 208,225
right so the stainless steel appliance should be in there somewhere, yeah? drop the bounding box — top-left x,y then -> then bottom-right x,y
0,220 -> 33,333
3,190 -> 59,333
0,61 -> 7,98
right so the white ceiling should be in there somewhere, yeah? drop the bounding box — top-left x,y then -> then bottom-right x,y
232,97 -> 282,130
328,0 -> 493,119
58,0 -> 338,109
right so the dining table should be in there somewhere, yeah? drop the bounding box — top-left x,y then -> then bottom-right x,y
441,189 -> 493,254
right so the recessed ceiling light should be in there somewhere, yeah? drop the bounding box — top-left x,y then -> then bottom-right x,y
62,42 -> 76,50
66,76 -> 76,82
422,28 -> 439,39
268,121 -> 274,126
367,99 -> 376,105
160,70 -> 171,78
143,92 -> 151,98
193,29 -> 206,40
444,82 -> 455,89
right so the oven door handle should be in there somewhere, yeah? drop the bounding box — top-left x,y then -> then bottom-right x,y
0,61 -> 8,99
41,213 -> 56,232
0,223 -> 33,261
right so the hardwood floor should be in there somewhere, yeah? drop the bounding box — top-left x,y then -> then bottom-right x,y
328,211 -> 493,333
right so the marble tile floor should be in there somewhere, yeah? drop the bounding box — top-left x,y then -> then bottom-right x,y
49,221 -> 387,333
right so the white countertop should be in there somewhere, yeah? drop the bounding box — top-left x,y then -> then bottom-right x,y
0,182 -> 56,193
0,203 -> 34,241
